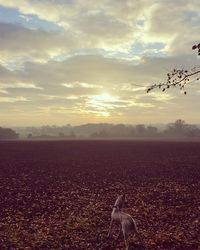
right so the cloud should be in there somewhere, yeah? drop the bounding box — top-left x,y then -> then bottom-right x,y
0,22 -> 79,64
1,52 -> 200,99
1,52 -> 199,125
0,0 -> 199,69
0,63 -> 17,81
141,0 -> 200,56
0,0 -> 149,29
0,0 -> 200,125
0,0 -> 155,64
0,96 -> 28,103
71,11 -> 134,50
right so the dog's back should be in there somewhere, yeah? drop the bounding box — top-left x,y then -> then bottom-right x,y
120,212 -> 138,234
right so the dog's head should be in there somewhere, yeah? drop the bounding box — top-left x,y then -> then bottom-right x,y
114,193 -> 125,210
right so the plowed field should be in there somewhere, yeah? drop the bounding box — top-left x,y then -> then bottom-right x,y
0,140 -> 199,249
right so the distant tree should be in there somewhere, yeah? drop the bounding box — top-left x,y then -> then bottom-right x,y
27,133 -> 33,139
147,44 -> 200,94
68,131 -> 76,138
135,124 -> 146,137
164,119 -> 188,136
41,134 -> 47,138
58,132 -> 65,138
146,126 -> 158,137
0,127 -> 19,140
111,124 -> 127,137
173,119 -> 186,134
90,132 -> 99,138
128,127 -> 136,137
186,126 -> 200,137
98,130 -> 109,138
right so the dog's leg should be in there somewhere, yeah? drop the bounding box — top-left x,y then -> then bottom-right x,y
116,223 -> 122,240
132,220 -> 142,243
107,218 -> 113,238
123,231 -> 129,250
122,226 -> 129,250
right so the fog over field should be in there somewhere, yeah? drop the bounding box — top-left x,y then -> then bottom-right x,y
11,120 -> 200,140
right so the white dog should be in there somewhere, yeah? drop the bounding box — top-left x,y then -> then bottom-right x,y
107,194 -> 138,249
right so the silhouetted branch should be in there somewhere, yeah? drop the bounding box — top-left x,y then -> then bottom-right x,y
147,43 -> 200,94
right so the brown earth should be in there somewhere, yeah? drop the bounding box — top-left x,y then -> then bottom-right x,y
0,140 -> 199,249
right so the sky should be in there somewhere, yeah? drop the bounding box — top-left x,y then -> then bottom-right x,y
0,0 -> 200,126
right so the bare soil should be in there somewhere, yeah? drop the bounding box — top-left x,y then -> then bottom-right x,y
0,140 -> 199,249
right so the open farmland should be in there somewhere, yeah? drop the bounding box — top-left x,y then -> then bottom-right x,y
0,140 -> 199,249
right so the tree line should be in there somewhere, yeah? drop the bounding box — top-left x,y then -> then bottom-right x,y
0,127 -> 19,140
90,120 -> 200,138
14,120 -> 200,139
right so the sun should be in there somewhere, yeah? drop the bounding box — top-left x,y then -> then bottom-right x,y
91,93 -> 119,103
86,93 -> 119,117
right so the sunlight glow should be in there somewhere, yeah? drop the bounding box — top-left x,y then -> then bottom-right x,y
86,93 -> 119,117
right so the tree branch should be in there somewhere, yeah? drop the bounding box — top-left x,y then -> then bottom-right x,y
147,43 -> 200,94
